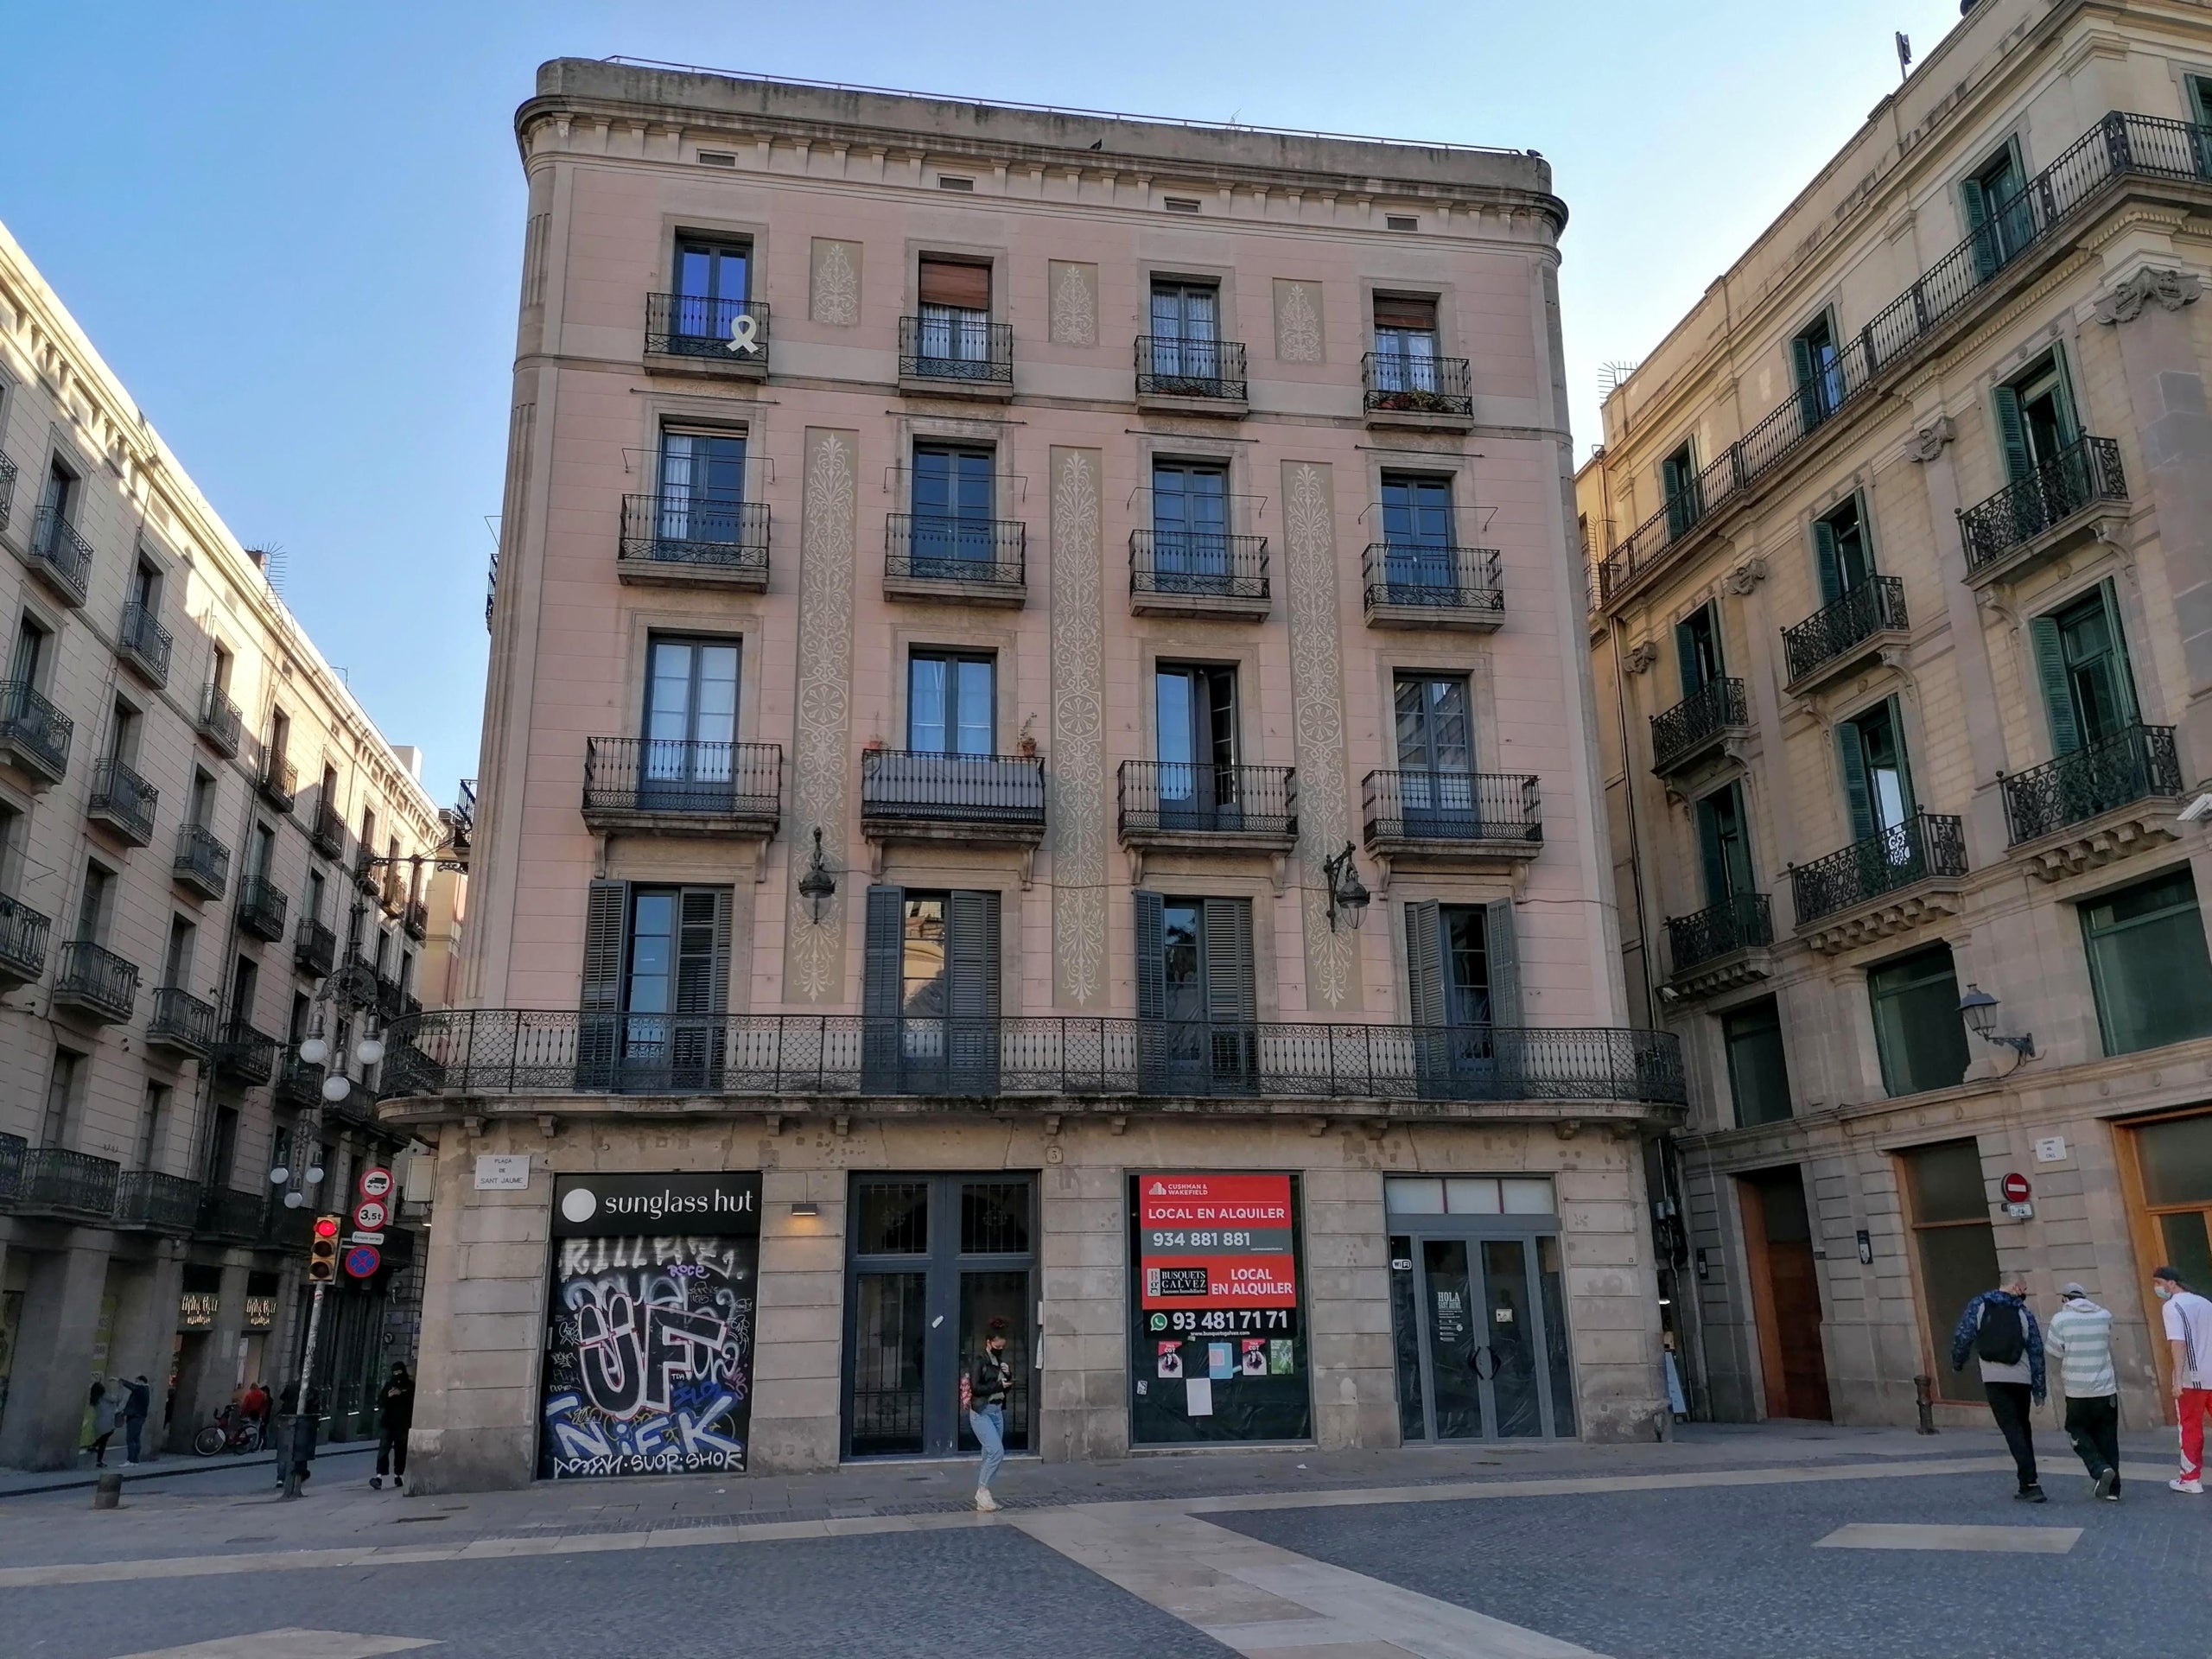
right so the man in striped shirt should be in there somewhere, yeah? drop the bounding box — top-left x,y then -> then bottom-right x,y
2046,1282 -> 2120,1501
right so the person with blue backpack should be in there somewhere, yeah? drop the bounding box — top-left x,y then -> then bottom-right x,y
1950,1272 -> 2047,1503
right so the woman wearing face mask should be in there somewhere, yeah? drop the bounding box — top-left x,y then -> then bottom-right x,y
2152,1267 -> 2212,1494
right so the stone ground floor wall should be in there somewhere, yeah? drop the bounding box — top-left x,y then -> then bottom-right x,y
404,1109 -> 1671,1494
1681,1073 -> 2194,1433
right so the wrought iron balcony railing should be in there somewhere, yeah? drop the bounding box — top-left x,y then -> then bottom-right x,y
89,759 -> 159,845
582,737 -> 783,823
379,1009 -> 1688,1108
146,986 -> 219,1056
1649,678 -> 1748,773
1789,811 -> 1968,927
619,493 -> 771,582
899,315 -> 1014,385
113,1169 -> 203,1233
0,893 -> 50,986
353,849 -> 383,897
1599,111 -> 2209,605
1361,543 -> 1503,620
404,899 -> 429,941
172,823 -> 231,899
295,916 -> 338,977
0,1132 -> 21,1204
197,683 -> 243,755
263,1197 -> 314,1250
116,601 -> 173,686
1135,335 -> 1249,402
1119,761 -> 1296,839
1362,770 -> 1541,845
194,1185 -> 264,1243
1362,352 -> 1474,416
211,1021 -> 280,1085
27,506 -> 92,604
16,1147 -> 119,1219
237,876 -> 289,943
1782,575 -> 1908,685
1665,893 -> 1775,974
257,753 -> 297,812
2000,722 -> 2181,846
884,514 -> 1027,594
309,801 -> 346,858
1128,530 -> 1270,605
380,877 -> 405,918
276,1057 -> 326,1109
644,292 -> 771,365
0,448 -> 14,534
861,750 -> 1046,829
0,678 -> 73,782
52,939 -> 139,1023
1959,436 -> 2128,575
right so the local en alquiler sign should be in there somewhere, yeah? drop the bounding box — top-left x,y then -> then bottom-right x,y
1139,1173 -> 1298,1335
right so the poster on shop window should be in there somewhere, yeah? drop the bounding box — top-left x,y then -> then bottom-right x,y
1128,1172 -> 1311,1443
537,1171 -> 760,1478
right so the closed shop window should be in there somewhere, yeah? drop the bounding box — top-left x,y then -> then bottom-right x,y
1723,998 -> 1791,1127
2081,868 -> 2212,1056
1868,944 -> 1971,1097
1901,1139 -> 1999,1404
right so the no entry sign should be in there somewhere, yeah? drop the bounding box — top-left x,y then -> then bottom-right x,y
2000,1172 -> 2031,1204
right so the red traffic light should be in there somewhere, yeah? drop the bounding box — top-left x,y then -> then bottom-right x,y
313,1215 -> 340,1240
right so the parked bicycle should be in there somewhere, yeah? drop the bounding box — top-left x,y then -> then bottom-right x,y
191,1406 -> 265,1457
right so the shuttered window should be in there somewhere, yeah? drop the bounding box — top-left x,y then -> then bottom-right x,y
2029,580 -> 2139,757
1838,696 -> 1914,844
1694,782 -> 1754,907
575,880 -> 733,1090
1135,892 -> 1255,1090
918,257 -> 990,311
1811,494 -> 1872,606
1372,294 -> 1437,331
862,885 -> 1002,1091
1402,899 -> 1519,1028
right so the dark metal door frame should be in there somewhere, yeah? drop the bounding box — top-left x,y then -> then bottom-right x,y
1391,1215 -> 1572,1442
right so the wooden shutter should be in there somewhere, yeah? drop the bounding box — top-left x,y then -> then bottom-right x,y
575,880 -> 627,1089
1721,784 -> 1756,896
1373,294 -> 1437,331
1992,385 -> 2034,485
1695,794 -> 1731,906
1133,891 -> 1166,1021
1837,719 -> 1875,842
1812,516 -> 1841,607
918,257 -> 990,310
673,887 -> 730,1089
1961,175 -> 2003,280
1884,696 -> 1918,820
947,889 -> 1001,1093
861,885 -> 906,1092
2028,614 -> 2082,756
1403,901 -> 1446,1027
1483,899 -> 1521,1028
2099,578 -> 2142,725
1675,616 -> 1706,698
1202,897 -> 1256,1025
1789,332 -> 1815,392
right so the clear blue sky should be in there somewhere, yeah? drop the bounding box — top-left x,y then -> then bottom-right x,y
0,0 -> 1967,797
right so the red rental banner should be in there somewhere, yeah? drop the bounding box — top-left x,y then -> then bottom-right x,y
1138,1173 -> 1298,1310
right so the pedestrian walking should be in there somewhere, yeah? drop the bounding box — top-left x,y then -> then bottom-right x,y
372,1363 -> 414,1491
118,1374 -> 151,1468
85,1380 -> 119,1468
967,1317 -> 1014,1513
2046,1284 -> 2120,1501
1949,1272 -> 2047,1502
275,1378 -> 317,1491
2152,1265 -> 2212,1494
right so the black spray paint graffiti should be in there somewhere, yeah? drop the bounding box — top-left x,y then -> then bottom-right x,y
539,1234 -> 758,1478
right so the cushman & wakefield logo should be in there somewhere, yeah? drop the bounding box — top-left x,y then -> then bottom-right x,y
551,1171 -> 762,1238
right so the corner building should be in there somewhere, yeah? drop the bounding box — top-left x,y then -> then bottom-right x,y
1580,0 -> 2212,1431
395,60 -> 1682,1491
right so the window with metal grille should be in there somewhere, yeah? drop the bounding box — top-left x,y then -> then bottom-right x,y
1163,196 -> 1201,213
1386,215 -> 1419,232
938,175 -> 975,191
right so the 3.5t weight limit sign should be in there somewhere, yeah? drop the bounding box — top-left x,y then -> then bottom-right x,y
1138,1173 -> 1299,1334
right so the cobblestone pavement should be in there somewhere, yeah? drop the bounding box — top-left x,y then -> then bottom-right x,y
0,1426 -> 2199,1658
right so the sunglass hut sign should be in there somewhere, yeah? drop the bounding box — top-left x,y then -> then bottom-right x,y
551,1172 -> 763,1238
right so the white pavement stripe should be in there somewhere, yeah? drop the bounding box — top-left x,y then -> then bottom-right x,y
1016,1508 -> 1604,1659
1815,1522 -> 2082,1554
109,1630 -> 435,1658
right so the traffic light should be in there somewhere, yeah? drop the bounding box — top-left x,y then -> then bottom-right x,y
308,1214 -> 340,1282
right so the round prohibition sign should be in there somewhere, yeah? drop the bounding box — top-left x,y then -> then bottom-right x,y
359,1166 -> 394,1199
343,1245 -> 382,1279
354,1198 -> 389,1231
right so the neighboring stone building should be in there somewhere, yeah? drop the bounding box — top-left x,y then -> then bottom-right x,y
1580,0 -> 2212,1431
0,218 -> 454,1468
390,60 -> 1684,1492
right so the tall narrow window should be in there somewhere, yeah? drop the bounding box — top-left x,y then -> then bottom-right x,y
35,459 -> 77,556
596,884 -> 733,1090
1134,892 -> 1256,1089
77,863 -> 114,944
268,709 -> 290,771
41,1048 -> 84,1147
0,799 -> 21,894
1675,604 -> 1723,702
248,822 -> 276,886
10,617 -> 48,689
230,954 -> 259,1030
108,700 -> 141,767
1661,442 -> 1702,539
2081,868 -> 2212,1056
209,643 -> 232,696
909,446 -> 995,575
1790,310 -> 1844,428
642,636 -> 741,806
136,1082 -> 170,1172
1148,281 -> 1220,382
861,886 -> 1001,1092
207,1105 -> 239,1189
1868,944 -> 1970,1097
917,257 -> 991,365
1993,353 -> 2078,487
306,868 -> 327,926
163,917 -> 195,989
1902,1139 -> 2000,1403
671,236 -> 751,347
1377,474 -> 1457,598
1155,664 -> 1239,829
1724,998 -> 1791,1127
1371,294 -> 1439,393
655,429 -> 748,556
1812,495 -> 1875,607
1962,141 -> 2030,279
1694,782 -> 1755,907
130,560 -> 160,616
1393,674 -> 1474,834
360,804 -> 378,861
1838,697 -> 1916,845
908,652 -> 995,755
189,769 -> 217,829
1150,460 -> 1231,590
1401,898 -> 1522,1088
2028,582 -> 2138,756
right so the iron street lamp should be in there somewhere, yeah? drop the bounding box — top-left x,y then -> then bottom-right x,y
1322,842 -> 1370,931
1957,982 -> 2035,1059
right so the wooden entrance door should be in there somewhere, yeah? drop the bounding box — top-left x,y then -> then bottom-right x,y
1738,1168 -> 1833,1421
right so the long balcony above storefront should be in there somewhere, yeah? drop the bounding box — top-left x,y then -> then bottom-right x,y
112,1169 -> 203,1234
861,750 -> 1046,868
643,292 -> 770,376
0,679 -> 72,786
1596,111 -> 2209,610
581,737 -> 782,839
1362,543 -> 1503,631
884,515 -> 1026,607
1663,893 -> 1776,1000
1781,576 -> 1908,692
2000,722 -> 2183,879
194,1185 -> 264,1244
0,893 -> 50,990
12,1147 -> 119,1223
376,1010 -> 1688,1115
1959,436 -> 2129,587
618,493 -> 770,589
1788,810 -> 1968,954
1649,679 -> 1749,776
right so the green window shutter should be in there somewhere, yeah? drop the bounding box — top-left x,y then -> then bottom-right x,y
1695,794 -> 1730,905
1789,333 -> 1815,391
1884,695 -> 1918,820
1961,175 -> 2002,281
1961,175 -> 1989,229
1403,900 -> 1445,1027
2098,577 -> 2142,725
1993,385 -> 2034,485
861,884 -> 906,1092
2029,614 -> 2082,755
947,888 -> 1001,1093
1675,619 -> 1705,698
1838,719 -> 1875,842
1133,891 -> 1166,1021
1202,897 -> 1256,1025
1484,899 -> 1522,1029
1725,784 -> 1758,896
1812,516 -> 1841,606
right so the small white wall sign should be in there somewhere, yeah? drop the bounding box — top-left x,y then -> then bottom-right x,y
2033,1136 -> 2068,1164
474,1153 -> 531,1191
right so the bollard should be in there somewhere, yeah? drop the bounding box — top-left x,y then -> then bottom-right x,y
92,1471 -> 122,1510
1913,1373 -> 1938,1435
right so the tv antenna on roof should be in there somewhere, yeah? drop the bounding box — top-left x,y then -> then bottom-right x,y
1896,32 -> 1913,82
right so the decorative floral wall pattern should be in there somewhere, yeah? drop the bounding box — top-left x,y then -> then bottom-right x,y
810,238 -> 861,327
784,429 -> 858,1002
1049,448 -> 1109,1008
1281,461 -> 1361,1011
1049,261 -> 1099,347
1274,279 -> 1325,364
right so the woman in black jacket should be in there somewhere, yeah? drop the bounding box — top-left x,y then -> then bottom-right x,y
968,1319 -> 1013,1512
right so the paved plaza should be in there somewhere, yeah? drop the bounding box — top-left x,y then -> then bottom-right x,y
2,1424 -> 2208,1658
